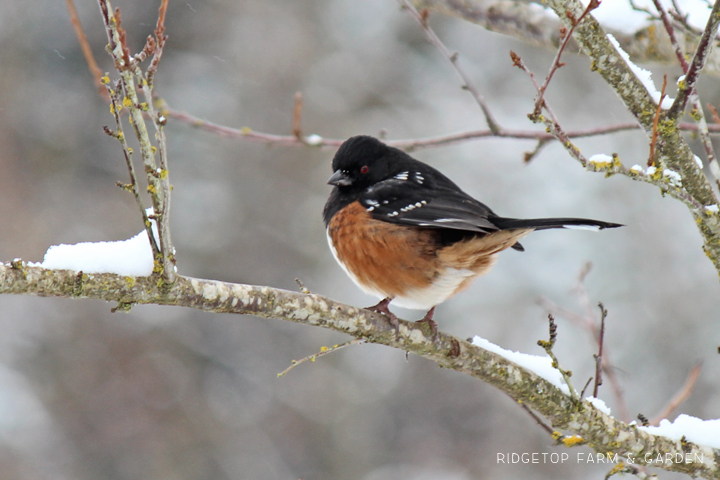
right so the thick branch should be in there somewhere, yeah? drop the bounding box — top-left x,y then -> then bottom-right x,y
1,263 -> 719,479
412,0 -> 720,74
536,0 -> 720,278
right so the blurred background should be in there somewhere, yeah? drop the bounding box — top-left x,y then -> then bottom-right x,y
0,1 -> 718,479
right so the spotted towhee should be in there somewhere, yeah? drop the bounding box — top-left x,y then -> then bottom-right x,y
323,135 -> 622,329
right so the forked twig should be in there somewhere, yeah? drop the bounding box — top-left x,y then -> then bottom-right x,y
511,51 -> 589,167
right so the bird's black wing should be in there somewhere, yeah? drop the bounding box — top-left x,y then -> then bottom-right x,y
359,177 -> 500,234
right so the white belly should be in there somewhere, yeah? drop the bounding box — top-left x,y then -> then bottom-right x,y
390,267 -> 476,310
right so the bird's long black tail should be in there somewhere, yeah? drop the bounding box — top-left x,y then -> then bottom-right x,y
493,217 -> 623,232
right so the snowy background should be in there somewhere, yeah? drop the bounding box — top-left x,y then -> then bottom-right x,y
0,0 -> 719,479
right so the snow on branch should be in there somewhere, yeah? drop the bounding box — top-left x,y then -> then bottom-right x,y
412,0 -> 720,75
1,261 -> 719,478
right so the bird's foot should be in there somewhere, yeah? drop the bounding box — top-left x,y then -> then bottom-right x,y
366,297 -> 400,337
415,306 -> 438,342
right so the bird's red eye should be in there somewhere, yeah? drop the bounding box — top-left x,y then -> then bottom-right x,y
360,165 -> 369,174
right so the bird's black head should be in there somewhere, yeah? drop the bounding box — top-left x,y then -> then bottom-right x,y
327,135 -> 403,191
323,135 -> 463,227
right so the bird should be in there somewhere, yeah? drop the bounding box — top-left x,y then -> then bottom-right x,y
323,135 -> 622,333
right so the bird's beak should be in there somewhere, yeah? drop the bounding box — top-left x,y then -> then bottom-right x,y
327,170 -> 353,186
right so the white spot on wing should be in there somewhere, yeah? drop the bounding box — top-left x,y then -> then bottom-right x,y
563,224 -> 601,231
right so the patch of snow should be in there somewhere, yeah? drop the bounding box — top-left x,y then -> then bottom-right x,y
472,336 -> 570,395
607,34 -> 674,109
40,209 -> 157,276
639,414 -> 720,449
585,396 -> 612,416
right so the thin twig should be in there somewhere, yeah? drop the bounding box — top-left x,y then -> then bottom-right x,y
292,91 -> 303,141
518,402 -> 557,437
651,0 -> 690,71
650,363 -> 702,425
163,104 -> 720,148
523,138 -> 551,163
277,339 -> 366,377
134,23 -> 174,277
709,103 -> 720,125
164,105 -> 671,149
538,314 -> 579,401
295,278 -> 310,294
592,302 -> 607,398
399,0 -> 501,134
539,264 -> 632,422
511,51 -> 590,167
103,79 -> 160,257
66,0 -> 107,98
146,0 -> 169,88
533,0 -> 600,117
580,376 -> 593,398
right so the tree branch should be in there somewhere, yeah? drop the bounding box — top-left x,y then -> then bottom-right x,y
411,0 -> 720,75
534,0 -> 720,278
669,0 -> 720,120
1,262 -> 719,478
